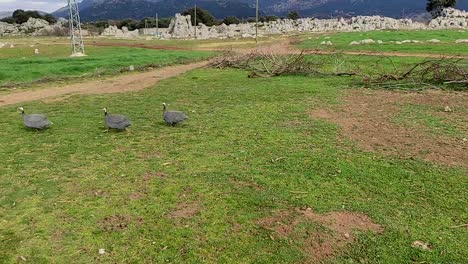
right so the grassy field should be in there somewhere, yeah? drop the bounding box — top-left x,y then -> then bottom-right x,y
297,30 -> 468,55
0,43 -> 214,87
1,62 -> 467,263
0,32 -> 467,263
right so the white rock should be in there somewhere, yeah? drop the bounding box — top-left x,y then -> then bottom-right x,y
129,65 -> 135,71
428,39 -> 441,43
34,48 -> 39,54
98,248 -> 106,255
456,39 -> 468,43
360,39 -> 376,44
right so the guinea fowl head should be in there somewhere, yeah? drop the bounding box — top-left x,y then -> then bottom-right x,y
17,106 -> 25,114
103,108 -> 108,115
162,103 -> 167,113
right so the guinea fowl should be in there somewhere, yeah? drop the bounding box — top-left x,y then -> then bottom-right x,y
103,108 -> 131,131
18,106 -> 52,130
162,103 -> 188,126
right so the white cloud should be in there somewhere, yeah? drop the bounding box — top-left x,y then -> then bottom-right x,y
0,0 -> 68,12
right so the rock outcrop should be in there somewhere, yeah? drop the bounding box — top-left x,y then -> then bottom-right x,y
101,8 -> 468,40
429,8 -> 468,29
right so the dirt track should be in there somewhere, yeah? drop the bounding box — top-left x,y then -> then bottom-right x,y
2,39 -> 466,107
0,60 -> 210,107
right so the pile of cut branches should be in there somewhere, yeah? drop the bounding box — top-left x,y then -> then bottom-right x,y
210,50 -> 325,77
355,57 -> 468,90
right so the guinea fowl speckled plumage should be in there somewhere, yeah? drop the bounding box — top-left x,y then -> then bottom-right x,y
103,108 -> 131,131
163,103 -> 188,126
18,107 -> 52,130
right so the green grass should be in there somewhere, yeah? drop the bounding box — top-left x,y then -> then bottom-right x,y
297,30 -> 468,55
0,45 -> 215,86
0,66 -> 466,263
394,104 -> 467,138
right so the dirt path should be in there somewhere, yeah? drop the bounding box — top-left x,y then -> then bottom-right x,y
90,42 -> 190,51
0,60 -> 209,107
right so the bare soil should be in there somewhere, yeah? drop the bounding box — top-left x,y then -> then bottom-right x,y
98,215 -> 144,232
258,208 -> 383,263
90,42 -> 189,51
310,89 -> 468,167
0,60 -> 210,106
167,202 -> 200,219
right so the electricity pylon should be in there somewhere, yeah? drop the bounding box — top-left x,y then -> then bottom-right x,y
68,0 -> 86,56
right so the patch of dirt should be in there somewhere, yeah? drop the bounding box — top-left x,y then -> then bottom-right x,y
231,179 -> 264,191
310,89 -> 468,167
143,171 -> 167,182
167,202 -> 200,219
98,215 -> 144,232
0,60 -> 210,106
128,192 -> 146,200
90,42 -> 189,51
257,208 -> 383,263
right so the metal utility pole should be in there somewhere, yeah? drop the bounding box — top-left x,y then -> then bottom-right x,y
68,0 -> 85,56
156,13 -> 159,37
255,0 -> 259,43
194,2 -> 198,39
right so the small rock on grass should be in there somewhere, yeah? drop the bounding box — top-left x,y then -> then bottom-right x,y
412,241 -> 432,251
99,248 -> 106,255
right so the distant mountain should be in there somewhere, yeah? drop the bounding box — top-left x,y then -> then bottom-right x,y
53,0 -> 255,21
53,0 -> 468,21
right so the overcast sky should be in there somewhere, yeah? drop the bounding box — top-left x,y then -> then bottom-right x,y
0,0 -> 68,12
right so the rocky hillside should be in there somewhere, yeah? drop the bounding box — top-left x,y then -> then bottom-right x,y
53,0 -> 468,21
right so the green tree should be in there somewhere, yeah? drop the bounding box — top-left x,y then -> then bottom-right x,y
222,16 -> 240,25
182,7 -> 216,26
287,11 -> 300,20
426,0 -> 457,18
43,14 -> 57,24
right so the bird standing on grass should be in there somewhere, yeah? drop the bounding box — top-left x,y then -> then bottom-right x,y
103,108 -> 131,131
163,103 -> 188,126
18,106 -> 52,130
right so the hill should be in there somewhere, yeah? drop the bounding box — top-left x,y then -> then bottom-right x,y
53,0 -> 468,21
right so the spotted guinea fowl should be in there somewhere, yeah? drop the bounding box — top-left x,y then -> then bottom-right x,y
163,103 -> 188,126
18,106 -> 52,130
103,108 -> 131,131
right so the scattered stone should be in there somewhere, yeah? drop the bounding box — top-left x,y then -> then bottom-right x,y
377,40 -> 384,44
444,106 -> 453,112
9,44 -> 14,48
98,248 -> 106,255
428,39 -> 441,43
320,41 -> 333,45
34,48 -> 39,54
129,65 -> 135,71
455,39 -> 468,43
360,39 -> 376,44
412,241 -> 432,251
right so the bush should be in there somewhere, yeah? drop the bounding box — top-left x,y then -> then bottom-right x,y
182,7 -> 216,26
222,16 -> 240,25
287,11 -> 300,20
